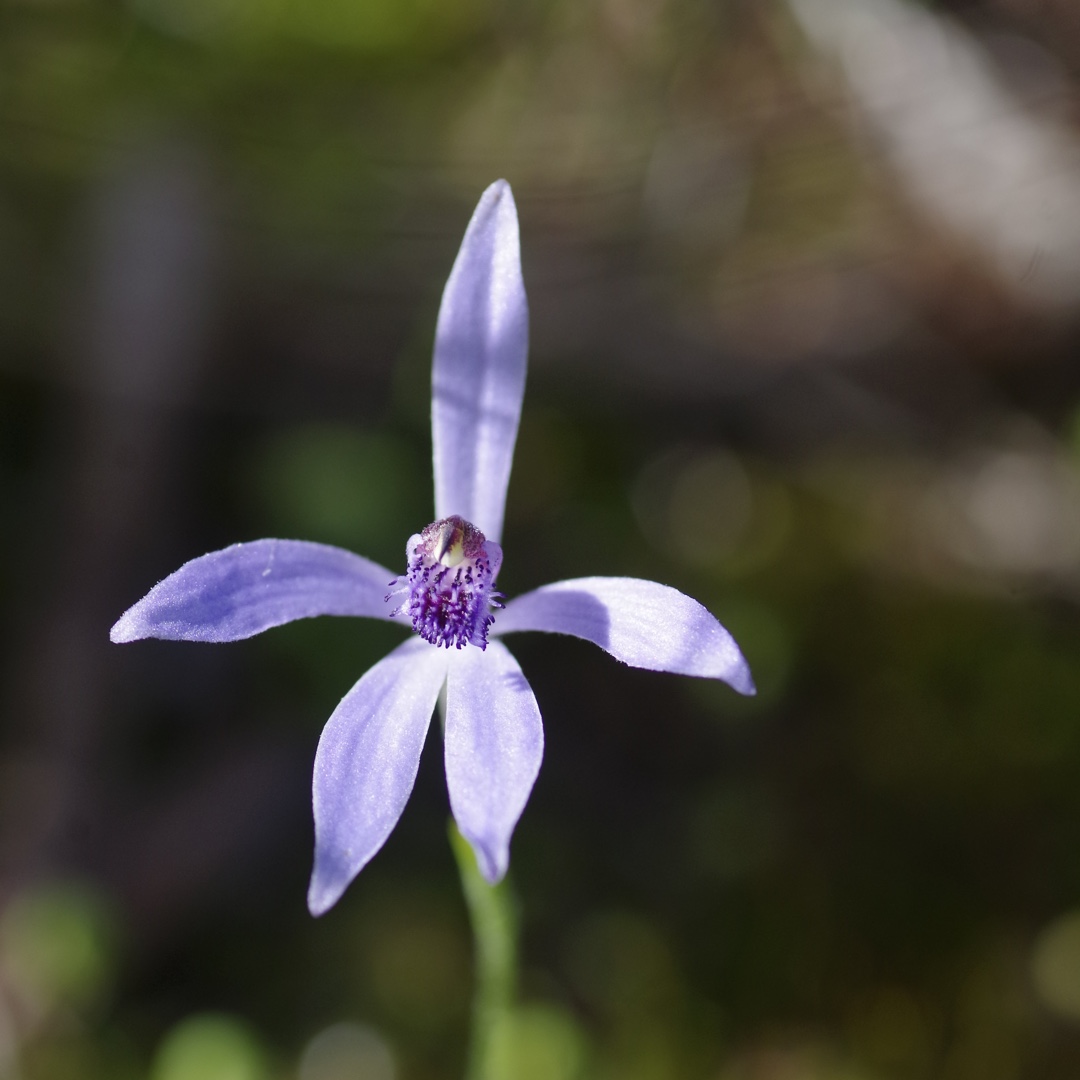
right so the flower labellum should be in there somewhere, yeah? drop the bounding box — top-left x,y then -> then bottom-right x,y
110,180 -> 755,916
388,515 -> 503,650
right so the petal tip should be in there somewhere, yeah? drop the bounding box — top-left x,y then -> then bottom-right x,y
109,613 -> 139,643
306,894 -> 333,919
733,665 -> 757,696
466,831 -> 509,884
474,179 -> 519,239
306,897 -> 331,918
485,177 -> 512,201
718,646 -> 756,696
306,865 -> 345,918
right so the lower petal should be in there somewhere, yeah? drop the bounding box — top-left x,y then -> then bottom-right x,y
444,641 -> 543,883
308,638 -> 449,916
493,577 -> 755,694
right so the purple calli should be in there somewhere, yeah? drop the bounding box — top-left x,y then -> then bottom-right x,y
111,181 -> 754,916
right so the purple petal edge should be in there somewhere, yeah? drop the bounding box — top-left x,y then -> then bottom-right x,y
111,539 -> 398,644
432,180 -> 528,544
493,576 -> 755,695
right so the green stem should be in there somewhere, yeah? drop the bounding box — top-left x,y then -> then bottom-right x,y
450,822 -> 518,1080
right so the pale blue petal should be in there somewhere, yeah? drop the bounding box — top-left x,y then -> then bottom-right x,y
432,180 -> 528,544
308,639 -> 449,916
493,577 -> 755,694
110,539 -> 397,643
444,641 -> 543,883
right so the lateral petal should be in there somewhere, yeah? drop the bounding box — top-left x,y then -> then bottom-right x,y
110,539 -> 398,643
432,180 -> 528,544
308,638 -> 449,916
494,577 -> 755,695
444,641 -> 543,883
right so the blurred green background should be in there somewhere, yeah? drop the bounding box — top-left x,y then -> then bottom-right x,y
3,0 -> 1080,1076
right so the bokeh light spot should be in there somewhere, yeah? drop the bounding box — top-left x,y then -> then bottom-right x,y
150,1014 -> 270,1080
490,1004 -> 589,1080
297,1021 -> 395,1080
0,882 -> 115,1014
1031,911 -> 1080,1021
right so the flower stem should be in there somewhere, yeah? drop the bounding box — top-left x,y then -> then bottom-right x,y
449,822 -> 518,1080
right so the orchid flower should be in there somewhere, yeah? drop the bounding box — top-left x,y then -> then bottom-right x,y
111,181 -> 755,916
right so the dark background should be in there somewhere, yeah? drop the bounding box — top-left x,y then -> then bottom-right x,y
3,0 -> 1080,1077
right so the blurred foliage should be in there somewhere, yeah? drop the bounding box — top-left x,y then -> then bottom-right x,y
1,0 -> 1080,1077
0,882 -> 116,1014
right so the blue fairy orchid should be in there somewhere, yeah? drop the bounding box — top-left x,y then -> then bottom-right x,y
111,181 -> 754,916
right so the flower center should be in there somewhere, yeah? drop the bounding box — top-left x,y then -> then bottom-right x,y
387,515 -> 502,649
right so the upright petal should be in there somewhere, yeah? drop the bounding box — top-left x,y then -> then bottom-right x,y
444,641 -> 543,883
432,180 -> 528,544
308,638 -> 449,916
494,577 -> 755,695
111,539 -> 397,643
